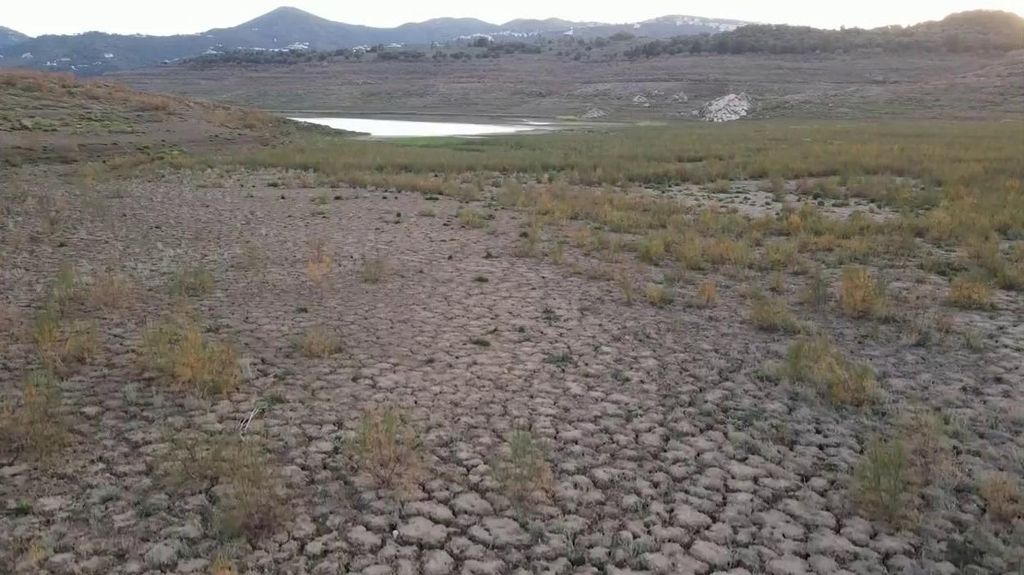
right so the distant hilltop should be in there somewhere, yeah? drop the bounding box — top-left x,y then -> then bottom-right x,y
0,6 -> 749,73
0,7 -> 1020,74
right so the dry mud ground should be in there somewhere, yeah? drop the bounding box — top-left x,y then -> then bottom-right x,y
117,52 -> 1024,121
1,166 -> 1023,575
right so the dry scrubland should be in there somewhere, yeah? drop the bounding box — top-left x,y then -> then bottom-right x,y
2,70 -> 1024,574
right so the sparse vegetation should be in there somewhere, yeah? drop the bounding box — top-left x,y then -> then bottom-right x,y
779,337 -> 877,406
457,208 -> 489,229
142,312 -> 241,396
853,437 -> 917,525
697,279 -> 718,307
305,237 -> 333,295
749,291 -> 800,333
359,256 -> 388,284
167,264 -> 214,297
493,430 -> 554,507
160,434 -> 288,541
948,277 -> 993,309
0,370 -> 69,464
348,405 -> 422,491
838,266 -> 887,318
978,472 -> 1022,523
4,58 -> 1024,571
89,270 -> 134,310
644,283 -> 674,307
299,325 -> 342,358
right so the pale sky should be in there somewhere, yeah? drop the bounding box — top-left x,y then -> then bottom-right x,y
5,0 -> 1022,36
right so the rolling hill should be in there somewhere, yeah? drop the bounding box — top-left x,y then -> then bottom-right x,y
0,6 -> 748,73
0,26 -> 29,48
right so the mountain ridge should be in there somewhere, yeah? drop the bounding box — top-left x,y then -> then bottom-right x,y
1,7 -> 1019,74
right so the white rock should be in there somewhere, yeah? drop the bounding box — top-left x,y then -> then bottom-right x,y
699,93 -> 751,122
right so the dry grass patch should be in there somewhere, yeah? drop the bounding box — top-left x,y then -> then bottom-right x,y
978,472 -> 1022,523
948,277 -> 993,309
167,264 -> 214,298
780,337 -> 877,406
838,266 -> 887,318
705,237 -> 751,268
644,283 -> 674,307
299,325 -> 342,358
852,437 -> 917,525
637,234 -> 667,264
161,434 -> 288,541
30,305 -> 99,371
142,313 -> 241,396
89,270 -> 134,310
305,237 -> 333,295
457,208 -> 489,229
63,320 -> 101,365
359,256 -> 389,284
0,370 -> 68,464
697,279 -> 718,308
763,239 -> 799,270
749,292 -> 800,333
49,262 -> 80,311
209,557 -> 239,575
349,405 -> 422,492
31,304 -> 64,367
851,412 -> 960,526
493,430 -> 554,508
802,268 -> 830,312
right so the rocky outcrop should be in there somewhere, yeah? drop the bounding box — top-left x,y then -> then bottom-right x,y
698,93 -> 751,122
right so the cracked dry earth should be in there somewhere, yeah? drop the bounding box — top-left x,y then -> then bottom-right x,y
1,167 -> 1023,575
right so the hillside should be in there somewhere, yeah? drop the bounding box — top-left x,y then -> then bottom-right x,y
0,69 -> 296,165
0,6 -> 747,74
0,26 -> 29,48
627,10 -> 1024,57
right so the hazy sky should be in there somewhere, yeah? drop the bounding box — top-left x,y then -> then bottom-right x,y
5,1 -> 1022,36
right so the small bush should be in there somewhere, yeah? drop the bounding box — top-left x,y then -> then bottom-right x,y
64,320 -> 100,365
948,277 -> 993,309
299,325 -> 341,358
493,430 -> 554,507
853,437 -> 917,525
749,292 -> 800,333
142,314 -> 241,396
349,405 -> 421,491
161,434 -> 288,541
637,234 -> 666,264
359,256 -> 388,284
675,234 -> 705,270
697,279 -> 718,307
90,271 -> 134,310
0,370 -> 68,463
644,283 -> 674,307
50,263 -> 80,310
306,237 -> 333,295
978,472 -> 1022,523
457,208 -> 489,229
31,304 -> 63,367
838,266 -> 886,318
780,337 -> 877,406
764,239 -> 798,270
802,268 -> 829,312
705,238 -> 750,267
167,264 -> 214,297
209,557 -> 238,575
709,179 -> 731,193
616,271 -> 635,305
